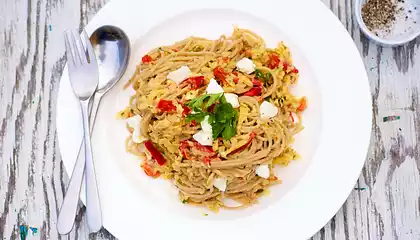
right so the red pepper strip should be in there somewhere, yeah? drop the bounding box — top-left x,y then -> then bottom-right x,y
243,87 -> 262,97
142,54 -> 153,64
289,112 -> 295,123
203,156 -> 212,166
144,140 -> 166,165
180,141 -> 191,159
252,79 -> 263,87
157,99 -> 176,112
193,141 -> 215,153
283,63 -> 289,71
233,77 -> 239,84
232,71 -> 238,76
297,98 -> 306,112
229,132 -> 257,155
142,163 -> 161,178
291,68 -> 299,74
267,54 -> 280,69
182,105 -> 191,116
191,120 -> 197,126
182,76 -> 204,90
213,66 -> 229,86
243,79 -> 263,96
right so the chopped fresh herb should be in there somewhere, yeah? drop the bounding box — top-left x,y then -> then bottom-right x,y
208,96 -> 238,140
203,213 -> 209,216
264,96 -> 271,101
187,93 -> 223,110
255,69 -> 271,82
186,94 -> 238,140
186,108 -> 208,123
182,199 -> 188,204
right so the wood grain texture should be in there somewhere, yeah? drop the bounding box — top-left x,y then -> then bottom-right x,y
0,0 -> 419,239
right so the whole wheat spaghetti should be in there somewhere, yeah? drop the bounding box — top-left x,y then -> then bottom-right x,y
118,28 -> 307,211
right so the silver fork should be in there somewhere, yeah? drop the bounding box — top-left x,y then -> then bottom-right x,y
57,30 -> 102,234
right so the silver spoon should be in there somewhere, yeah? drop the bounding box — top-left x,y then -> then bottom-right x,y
57,26 -> 130,235
88,25 -> 131,132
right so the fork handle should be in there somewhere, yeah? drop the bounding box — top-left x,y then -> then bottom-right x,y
80,100 -> 103,232
57,126 -> 87,235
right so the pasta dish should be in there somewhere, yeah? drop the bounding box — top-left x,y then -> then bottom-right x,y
118,28 -> 307,211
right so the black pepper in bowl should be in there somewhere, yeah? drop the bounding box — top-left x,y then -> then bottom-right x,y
362,0 -> 398,35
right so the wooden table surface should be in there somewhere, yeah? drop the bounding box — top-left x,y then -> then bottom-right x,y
1,0 -> 419,239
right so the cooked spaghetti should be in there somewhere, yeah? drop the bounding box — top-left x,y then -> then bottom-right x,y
118,28 -> 307,211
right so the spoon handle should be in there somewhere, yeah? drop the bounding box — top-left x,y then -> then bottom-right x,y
81,100 -> 102,232
88,92 -> 105,133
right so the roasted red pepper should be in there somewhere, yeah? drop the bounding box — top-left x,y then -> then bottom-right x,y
193,141 -> 214,153
213,66 -> 228,85
232,71 -> 239,84
144,140 -> 166,165
297,98 -> 306,112
229,132 -> 257,155
157,99 -> 176,112
252,79 -> 263,87
182,105 -> 191,116
182,76 -> 204,90
291,68 -> 299,74
283,63 -> 289,71
243,87 -> 262,97
190,120 -> 198,126
180,140 -> 215,161
142,163 -> 160,178
243,79 -> 263,96
203,156 -> 212,165
180,140 -> 191,159
142,54 -> 153,64
289,112 -> 295,123
267,54 -> 280,69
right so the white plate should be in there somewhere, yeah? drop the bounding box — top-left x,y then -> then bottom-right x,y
56,0 -> 372,239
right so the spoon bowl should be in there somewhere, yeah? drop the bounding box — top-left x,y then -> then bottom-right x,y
90,25 -> 131,93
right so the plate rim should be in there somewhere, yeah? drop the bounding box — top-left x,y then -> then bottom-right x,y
56,0 -> 372,239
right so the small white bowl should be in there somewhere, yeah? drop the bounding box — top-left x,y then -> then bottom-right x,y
355,0 -> 420,46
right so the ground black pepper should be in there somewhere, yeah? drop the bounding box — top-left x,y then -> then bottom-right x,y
362,0 -> 398,35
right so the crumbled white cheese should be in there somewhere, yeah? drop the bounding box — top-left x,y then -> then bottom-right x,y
206,78 -> 224,94
260,101 -> 278,119
167,66 -> 191,84
224,93 -> 240,108
236,58 -> 256,74
126,115 -> 148,143
213,178 -> 227,192
256,165 -> 270,179
193,130 -> 213,146
201,115 -> 212,133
